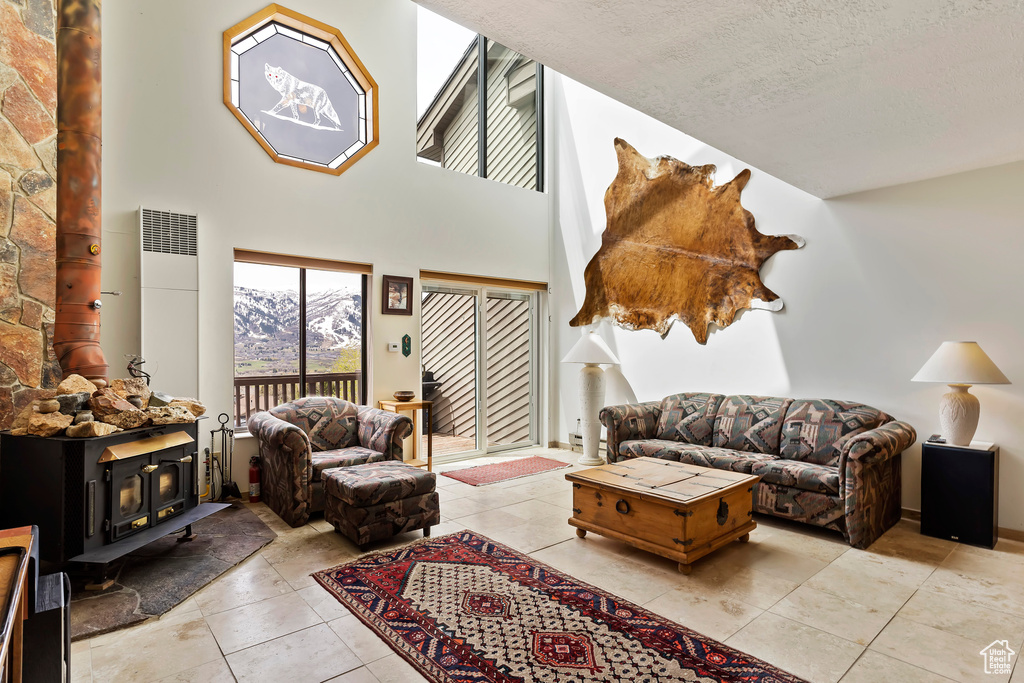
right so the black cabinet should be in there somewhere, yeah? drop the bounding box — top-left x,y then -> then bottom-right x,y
921,441 -> 999,548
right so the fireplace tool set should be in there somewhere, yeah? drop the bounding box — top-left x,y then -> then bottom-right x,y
207,413 -> 242,501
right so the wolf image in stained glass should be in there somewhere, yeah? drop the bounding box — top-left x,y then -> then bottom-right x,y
236,30 -> 359,165
264,64 -> 343,131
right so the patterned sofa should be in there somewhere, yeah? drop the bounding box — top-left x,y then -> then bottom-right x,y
248,397 -> 413,527
600,394 -> 916,549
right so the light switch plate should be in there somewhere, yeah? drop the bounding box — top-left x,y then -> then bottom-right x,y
387,342 -> 400,352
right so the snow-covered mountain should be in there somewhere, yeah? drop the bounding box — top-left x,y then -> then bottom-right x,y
233,286 -> 362,349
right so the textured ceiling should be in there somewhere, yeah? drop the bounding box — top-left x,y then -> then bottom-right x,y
415,0 -> 1024,197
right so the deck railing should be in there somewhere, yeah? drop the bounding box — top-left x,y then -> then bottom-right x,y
233,372 -> 361,428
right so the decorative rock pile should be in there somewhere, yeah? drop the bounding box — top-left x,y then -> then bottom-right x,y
8,374 -> 206,438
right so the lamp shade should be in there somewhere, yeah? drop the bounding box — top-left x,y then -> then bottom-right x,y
562,331 -> 620,365
911,342 -> 1009,384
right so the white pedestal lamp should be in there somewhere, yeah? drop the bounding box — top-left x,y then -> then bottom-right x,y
912,341 -> 1009,446
563,331 -> 620,466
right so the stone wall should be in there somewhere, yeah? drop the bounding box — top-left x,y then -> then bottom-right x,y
0,0 -> 61,429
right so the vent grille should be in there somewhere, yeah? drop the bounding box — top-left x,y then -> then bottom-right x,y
142,208 -> 197,256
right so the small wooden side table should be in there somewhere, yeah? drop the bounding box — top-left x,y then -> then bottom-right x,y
378,400 -> 433,472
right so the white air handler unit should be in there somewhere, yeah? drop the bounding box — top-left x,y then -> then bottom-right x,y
138,207 -> 199,399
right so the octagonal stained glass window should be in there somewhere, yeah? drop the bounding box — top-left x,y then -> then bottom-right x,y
224,6 -> 378,175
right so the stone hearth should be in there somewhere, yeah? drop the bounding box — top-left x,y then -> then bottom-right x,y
70,502 -> 276,641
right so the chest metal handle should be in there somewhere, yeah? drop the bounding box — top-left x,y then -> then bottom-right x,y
615,499 -> 630,515
717,499 -> 729,525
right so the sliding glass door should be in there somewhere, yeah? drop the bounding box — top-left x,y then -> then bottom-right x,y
421,287 -> 479,456
421,283 -> 537,458
484,292 -> 533,447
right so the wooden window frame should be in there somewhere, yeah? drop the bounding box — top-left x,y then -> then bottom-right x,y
234,248 -> 371,274
223,4 -> 380,176
419,269 -> 546,292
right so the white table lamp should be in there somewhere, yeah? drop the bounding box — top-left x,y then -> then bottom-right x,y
912,341 -> 1009,446
563,331 -> 620,466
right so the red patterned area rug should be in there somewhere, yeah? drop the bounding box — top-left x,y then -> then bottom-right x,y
441,456 -> 571,486
313,531 -> 806,682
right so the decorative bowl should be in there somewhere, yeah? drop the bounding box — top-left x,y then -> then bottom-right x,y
393,391 -> 416,402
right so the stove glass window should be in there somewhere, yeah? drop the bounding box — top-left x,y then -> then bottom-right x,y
159,468 -> 179,503
119,475 -> 144,516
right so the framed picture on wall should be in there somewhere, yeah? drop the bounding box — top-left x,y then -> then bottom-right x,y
382,275 -> 413,315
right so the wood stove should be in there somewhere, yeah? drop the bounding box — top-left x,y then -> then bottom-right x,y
0,421 -> 226,571
104,430 -> 195,543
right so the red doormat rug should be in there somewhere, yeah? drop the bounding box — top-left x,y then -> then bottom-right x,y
312,531 -> 806,683
441,455 -> 571,486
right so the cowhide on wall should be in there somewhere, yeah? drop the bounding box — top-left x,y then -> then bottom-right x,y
570,138 -> 804,344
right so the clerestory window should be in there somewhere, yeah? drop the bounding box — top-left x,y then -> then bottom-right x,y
416,7 -> 544,192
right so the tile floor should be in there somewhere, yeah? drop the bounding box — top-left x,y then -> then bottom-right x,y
75,448 -> 1024,683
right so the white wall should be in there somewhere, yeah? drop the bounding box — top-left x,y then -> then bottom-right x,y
550,74 -> 1024,531
98,0 -> 549,473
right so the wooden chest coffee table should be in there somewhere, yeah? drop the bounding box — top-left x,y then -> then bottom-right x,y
566,457 -> 758,574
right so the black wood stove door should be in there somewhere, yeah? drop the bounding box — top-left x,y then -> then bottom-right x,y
108,445 -> 194,542
151,452 -> 193,525
110,457 -> 152,541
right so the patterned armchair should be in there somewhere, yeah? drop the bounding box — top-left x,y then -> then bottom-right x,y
248,396 -> 413,527
601,393 -> 916,549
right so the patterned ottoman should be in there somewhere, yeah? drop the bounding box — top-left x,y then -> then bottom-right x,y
322,462 -> 440,547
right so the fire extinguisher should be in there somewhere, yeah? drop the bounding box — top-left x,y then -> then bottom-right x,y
249,456 -> 261,503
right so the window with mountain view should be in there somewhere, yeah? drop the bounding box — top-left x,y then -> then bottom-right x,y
233,258 -> 367,428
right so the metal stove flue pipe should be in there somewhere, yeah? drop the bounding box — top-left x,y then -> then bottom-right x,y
54,0 -> 109,385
